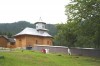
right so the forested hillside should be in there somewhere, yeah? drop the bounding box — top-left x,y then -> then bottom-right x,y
0,21 -> 57,37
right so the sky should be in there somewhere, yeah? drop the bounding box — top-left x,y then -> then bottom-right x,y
0,0 -> 70,24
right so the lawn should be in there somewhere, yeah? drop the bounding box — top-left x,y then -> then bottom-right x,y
0,50 -> 100,66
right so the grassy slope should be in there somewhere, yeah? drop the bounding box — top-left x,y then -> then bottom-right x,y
0,50 -> 100,66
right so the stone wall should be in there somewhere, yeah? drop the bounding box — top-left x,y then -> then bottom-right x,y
33,45 -> 100,57
33,45 -> 68,54
70,48 -> 100,57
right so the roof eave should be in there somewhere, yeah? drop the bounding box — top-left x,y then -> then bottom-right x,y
14,34 -> 53,38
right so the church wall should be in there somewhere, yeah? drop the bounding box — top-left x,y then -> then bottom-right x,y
15,35 -> 53,48
15,35 -> 26,48
42,37 -> 53,45
25,35 -> 35,47
25,35 -> 44,47
34,36 -> 43,45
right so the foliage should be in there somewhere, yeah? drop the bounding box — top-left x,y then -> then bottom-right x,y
55,0 -> 100,48
54,22 -> 77,47
0,50 -> 100,66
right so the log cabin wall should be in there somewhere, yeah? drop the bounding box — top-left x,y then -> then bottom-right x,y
15,35 -> 53,48
7,42 -> 16,48
25,35 -> 35,47
0,36 -> 8,48
42,37 -> 53,45
15,35 -> 26,48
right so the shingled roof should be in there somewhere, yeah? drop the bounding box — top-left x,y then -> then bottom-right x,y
0,35 -> 15,43
14,27 -> 52,37
8,38 -> 15,43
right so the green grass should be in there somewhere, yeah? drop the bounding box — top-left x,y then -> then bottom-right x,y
0,50 -> 100,66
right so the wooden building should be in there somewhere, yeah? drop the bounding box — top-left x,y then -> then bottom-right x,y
0,35 -> 15,48
14,21 -> 53,49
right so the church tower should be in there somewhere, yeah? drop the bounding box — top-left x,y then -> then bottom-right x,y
35,17 -> 48,34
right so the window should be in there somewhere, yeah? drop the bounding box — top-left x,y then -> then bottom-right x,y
36,26 -> 38,28
47,41 -> 49,44
42,25 -> 45,28
19,39 -> 21,41
36,40 -> 38,44
50,42 -> 51,45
